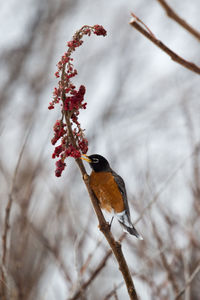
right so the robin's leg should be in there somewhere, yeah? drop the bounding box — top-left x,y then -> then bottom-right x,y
108,216 -> 114,230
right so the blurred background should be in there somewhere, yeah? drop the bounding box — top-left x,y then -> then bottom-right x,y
0,0 -> 200,299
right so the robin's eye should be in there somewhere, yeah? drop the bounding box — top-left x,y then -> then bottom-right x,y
92,158 -> 99,163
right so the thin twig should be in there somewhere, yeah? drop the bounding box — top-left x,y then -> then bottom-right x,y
134,146 -> 200,226
29,222 -> 72,285
80,238 -> 103,276
156,0 -> 200,41
74,220 -> 92,300
129,13 -> 200,75
113,284 -> 119,300
104,282 -> 124,300
151,221 -> 179,294
175,261 -> 200,299
182,253 -> 191,300
1,127 -> 32,298
2,128 -> 31,264
69,250 -> 112,300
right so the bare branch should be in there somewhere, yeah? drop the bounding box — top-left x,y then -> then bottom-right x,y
134,147 -> 200,226
104,282 -> 124,300
29,222 -> 72,285
1,127 -> 32,298
175,261 -> 200,299
157,0 -> 200,41
80,239 -> 103,276
151,221 -> 179,294
69,250 -> 112,300
129,13 -> 200,75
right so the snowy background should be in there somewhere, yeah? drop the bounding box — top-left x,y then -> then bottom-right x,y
0,0 -> 200,299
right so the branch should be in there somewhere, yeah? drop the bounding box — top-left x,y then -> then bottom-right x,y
64,111 -> 139,300
104,282 -> 124,300
134,148 -> 198,226
129,13 -> 200,75
157,0 -> 200,41
151,221 -> 179,294
80,238 -> 103,276
69,250 -> 112,300
29,222 -> 72,285
1,128 -> 31,298
175,261 -> 200,299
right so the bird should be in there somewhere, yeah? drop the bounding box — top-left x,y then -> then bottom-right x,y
81,154 -> 143,239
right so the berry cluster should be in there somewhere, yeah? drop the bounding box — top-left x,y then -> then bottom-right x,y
48,25 -> 107,177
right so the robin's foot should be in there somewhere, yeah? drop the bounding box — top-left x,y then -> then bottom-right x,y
108,216 -> 114,230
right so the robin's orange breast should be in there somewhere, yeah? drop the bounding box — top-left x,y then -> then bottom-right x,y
89,171 -> 125,213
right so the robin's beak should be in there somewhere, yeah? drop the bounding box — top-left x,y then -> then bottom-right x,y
81,154 -> 91,163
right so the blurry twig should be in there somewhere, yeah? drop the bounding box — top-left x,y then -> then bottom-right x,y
182,253 -> 191,300
1,127 -> 32,297
104,282 -> 124,300
113,285 -> 119,300
74,214 -> 93,300
151,221 -> 179,294
80,238 -> 103,276
30,222 -> 72,285
138,273 -> 165,299
129,13 -> 200,75
134,146 -> 200,226
69,249 -> 112,300
182,102 -> 200,215
175,261 -> 200,299
156,0 -> 200,41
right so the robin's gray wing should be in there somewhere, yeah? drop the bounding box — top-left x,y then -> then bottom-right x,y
111,170 -> 130,216
111,170 -> 143,239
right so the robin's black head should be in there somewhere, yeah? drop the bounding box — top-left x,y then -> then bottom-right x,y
81,154 -> 110,172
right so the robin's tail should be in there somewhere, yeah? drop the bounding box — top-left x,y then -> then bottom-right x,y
116,211 -> 143,240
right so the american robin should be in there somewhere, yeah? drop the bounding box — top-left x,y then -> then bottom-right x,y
81,154 -> 143,239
